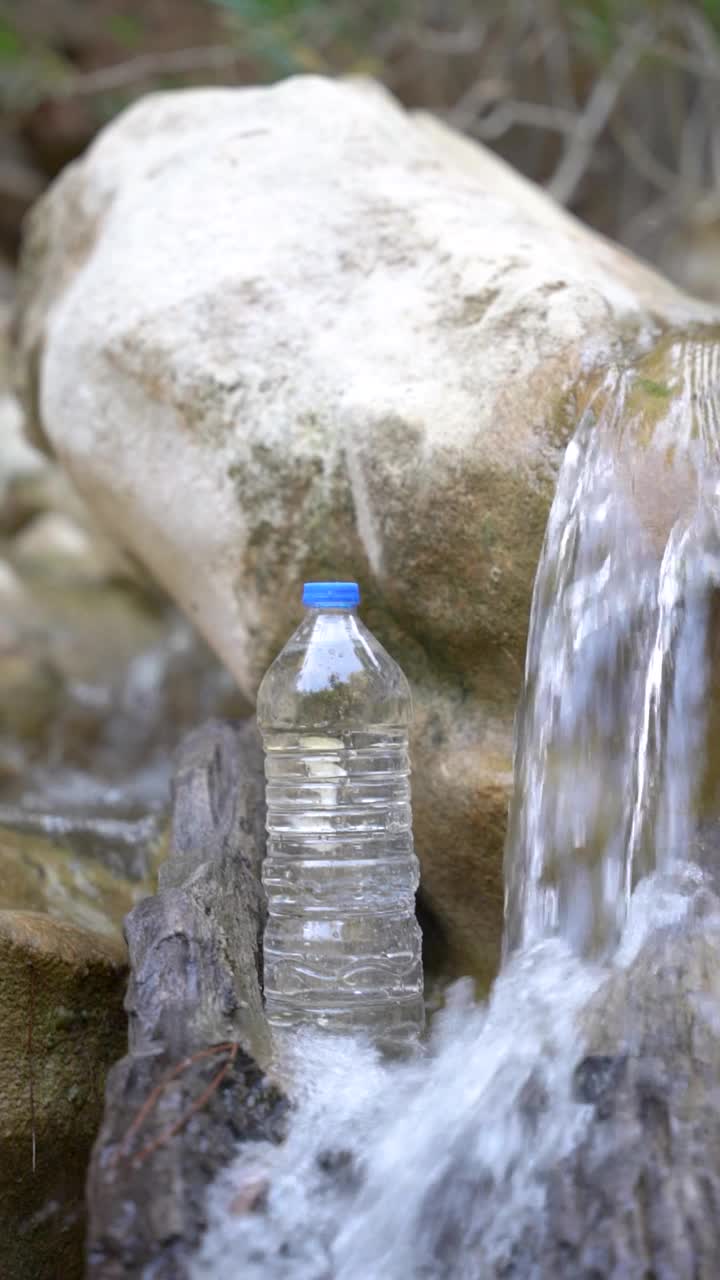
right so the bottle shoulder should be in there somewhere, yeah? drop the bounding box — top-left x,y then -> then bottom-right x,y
257,610 -> 411,730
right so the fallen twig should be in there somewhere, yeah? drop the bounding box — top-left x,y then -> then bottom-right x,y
115,1041 -> 240,1168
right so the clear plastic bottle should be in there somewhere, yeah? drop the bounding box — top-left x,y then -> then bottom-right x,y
257,581 -> 424,1050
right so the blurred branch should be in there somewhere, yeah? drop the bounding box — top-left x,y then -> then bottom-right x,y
652,42 -> 720,80
680,88 -> 709,188
446,77 -> 511,131
5,0 -> 720,281
387,20 -> 488,57
466,99 -> 578,142
548,22 -> 655,206
622,191 -> 679,248
610,115 -> 681,195
56,46 -> 247,98
538,15 -> 577,111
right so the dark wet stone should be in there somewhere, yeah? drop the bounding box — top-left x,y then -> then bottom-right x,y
572,1053 -> 628,1118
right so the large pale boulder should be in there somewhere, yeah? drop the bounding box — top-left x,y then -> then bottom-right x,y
14,76 -> 718,978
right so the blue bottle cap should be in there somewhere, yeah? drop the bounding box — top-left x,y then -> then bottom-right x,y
302,581 -> 360,608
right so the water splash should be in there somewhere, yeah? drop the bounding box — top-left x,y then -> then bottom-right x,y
192,870 -> 720,1280
193,940 -> 602,1280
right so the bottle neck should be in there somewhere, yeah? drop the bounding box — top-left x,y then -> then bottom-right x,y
303,606 -> 358,617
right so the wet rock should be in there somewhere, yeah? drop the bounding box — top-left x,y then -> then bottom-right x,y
15,75 -> 719,978
0,561 -> 247,875
459,877 -> 720,1279
0,645 -> 64,744
12,509 -> 132,583
0,278 -> 266,1280
0,803 -> 167,883
0,153 -> 44,258
0,291 -> 246,845
0,354 -> 135,567
0,824 -> 146,939
86,720 -> 286,1280
0,910 -> 128,1280
0,387 -> 42,503
521,896 -> 720,1278
0,460 -> 93,538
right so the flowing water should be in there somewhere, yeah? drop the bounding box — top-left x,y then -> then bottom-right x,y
194,943 -> 605,1280
505,335 -> 720,957
193,335 -> 720,1279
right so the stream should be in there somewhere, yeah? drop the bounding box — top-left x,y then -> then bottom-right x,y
192,337 -> 720,1279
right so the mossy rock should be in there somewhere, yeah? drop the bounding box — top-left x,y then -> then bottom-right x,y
0,825 -> 146,938
0,911 -> 127,1280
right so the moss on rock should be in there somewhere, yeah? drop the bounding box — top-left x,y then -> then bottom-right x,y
0,911 -> 127,1280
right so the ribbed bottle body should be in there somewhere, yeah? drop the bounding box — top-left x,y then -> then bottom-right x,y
257,604 -> 422,1044
262,727 -> 424,1046
258,602 -> 424,1049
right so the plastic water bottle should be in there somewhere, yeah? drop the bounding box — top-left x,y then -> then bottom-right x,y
257,581 -> 424,1049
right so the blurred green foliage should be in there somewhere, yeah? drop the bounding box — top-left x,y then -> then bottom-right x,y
210,0 -> 395,76
105,12 -> 146,49
0,14 -> 22,60
219,0 -> 317,17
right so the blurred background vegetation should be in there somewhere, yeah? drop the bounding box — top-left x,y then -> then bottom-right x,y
2,0 -> 720,298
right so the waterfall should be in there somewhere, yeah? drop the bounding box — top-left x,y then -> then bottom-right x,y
192,335 -> 720,1279
505,336 -> 720,957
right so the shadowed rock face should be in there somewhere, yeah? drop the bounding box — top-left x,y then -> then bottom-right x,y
15,75 -> 719,979
86,721 -> 287,1280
